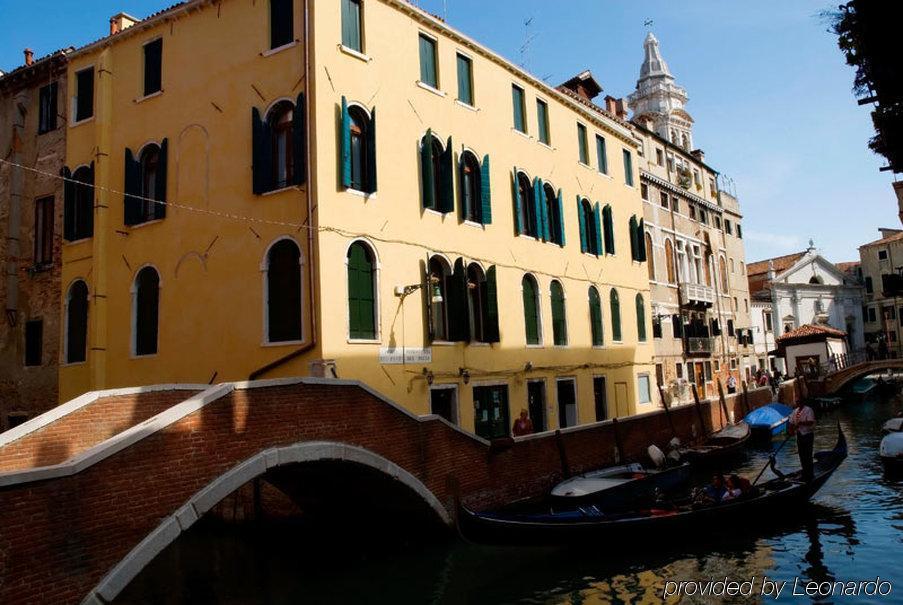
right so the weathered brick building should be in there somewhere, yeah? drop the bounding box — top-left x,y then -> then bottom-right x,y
0,48 -> 70,429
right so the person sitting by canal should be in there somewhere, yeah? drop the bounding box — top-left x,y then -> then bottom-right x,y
512,409 -> 534,437
789,400 -> 816,482
727,374 -> 738,394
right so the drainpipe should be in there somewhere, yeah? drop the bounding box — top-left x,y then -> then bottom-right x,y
304,0 -> 317,358
4,89 -> 27,327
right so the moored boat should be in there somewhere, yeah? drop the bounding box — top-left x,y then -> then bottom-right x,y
550,461 -> 691,508
880,431 -> 903,474
882,417 -> 903,434
744,403 -> 792,442
679,421 -> 751,465
458,428 -> 848,545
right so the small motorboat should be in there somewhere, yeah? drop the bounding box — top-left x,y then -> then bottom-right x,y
679,421 -> 751,466
744,403 -> 792,442
882,417 -> 903,434
550,459 -> 691,509
458,428 -> 848,545
880,432 -> 903,474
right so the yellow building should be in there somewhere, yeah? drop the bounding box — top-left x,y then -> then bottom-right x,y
59,0 -> 654,438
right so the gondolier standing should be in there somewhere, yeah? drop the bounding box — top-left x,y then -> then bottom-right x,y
789,400 -> 816,481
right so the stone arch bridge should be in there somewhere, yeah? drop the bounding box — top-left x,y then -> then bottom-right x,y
815,359 -> 903,395
0,377 -> 777,604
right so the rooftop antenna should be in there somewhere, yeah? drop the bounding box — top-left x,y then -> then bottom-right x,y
518,16 -> 538,69
644,19 -> 654,28
443,0 -> 447,21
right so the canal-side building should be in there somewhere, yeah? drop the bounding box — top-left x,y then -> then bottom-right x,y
57,0 -> 655,439
627,32 -> 752,403
0,48 -> 70,430
859,227 -> 903,357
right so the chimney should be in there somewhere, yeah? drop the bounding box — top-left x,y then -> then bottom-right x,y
23,48 -> 34,66
691,149 -> 705,162
110,12 -> 139,36
558,71 -> 602,102
879,227 -> 903,239
604,95 -> 627,120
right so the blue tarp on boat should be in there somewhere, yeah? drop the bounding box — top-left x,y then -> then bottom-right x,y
744,403 -> 792,434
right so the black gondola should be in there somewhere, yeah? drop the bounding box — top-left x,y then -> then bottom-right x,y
679,421 -> 751,466
459,427 -> 847,545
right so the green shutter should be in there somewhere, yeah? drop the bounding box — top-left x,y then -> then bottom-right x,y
340,96 -> 352,188
610,289 -> 622,342
603,204 -> 615,255
365,107 -> 377,193
589,287 -> 604,346
293,92 -> 306,186
556,189 -> 565,247
348,243 -> 376,339
636,294 -> 646,342
447,258 -> 470,342
551,282 -> 567,346
522,277 -> 539,345
577,197 -> 587,253
532,177 -> 544,241
421,130 -> 435,209
513,168 -> 523,234
629,215 -> 639,261
341,0 -> 362,52
484,266 -> 500,342
456,54 -> 473,105
439,136 -> 454,213
419,35 -> 436,87
153,138 -> 168,220
62,167 -> 75,241
593,202 -> 603,257
480,155 -> 492,225
623,149 -> 633,185
123,148 -> 141,225
596,135 -> 608,174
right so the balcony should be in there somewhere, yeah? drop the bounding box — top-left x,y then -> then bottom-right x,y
680,283 -> 715,307
685,336 -> 714,357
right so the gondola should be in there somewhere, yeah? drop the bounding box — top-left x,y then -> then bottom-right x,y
879,431 -> 903,474
550,461 -> 691,508
679,421 -> 751,465
458,427 -> 847,545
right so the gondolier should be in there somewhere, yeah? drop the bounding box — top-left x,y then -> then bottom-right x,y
789,400 -> 816,482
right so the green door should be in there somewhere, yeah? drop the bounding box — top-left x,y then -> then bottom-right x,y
473,385 -> 510,440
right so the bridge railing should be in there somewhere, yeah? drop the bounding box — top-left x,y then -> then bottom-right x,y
818,349 -> 869,377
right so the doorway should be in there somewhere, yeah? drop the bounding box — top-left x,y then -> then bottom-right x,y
429,386 -> 457,424
527,380 -> 546,432
473,384 -> 510,440
557,378 -> 577,428
614,382 -> 629,417
593,376 -> 607,421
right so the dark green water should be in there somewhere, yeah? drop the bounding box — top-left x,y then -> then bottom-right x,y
117,391 -> 903,604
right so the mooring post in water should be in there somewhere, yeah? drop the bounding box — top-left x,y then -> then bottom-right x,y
718,380 -> 731,426
555,429 -> 571,478
611,418 -> 626,463
692,384 -> 708,437
742,381 -> 751,415
658,385 -> 677,439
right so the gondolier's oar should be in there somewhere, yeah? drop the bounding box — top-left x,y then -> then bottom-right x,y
752,433 -> 793,486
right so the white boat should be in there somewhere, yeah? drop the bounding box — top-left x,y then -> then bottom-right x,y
550,460 -> 691,509
882,417 -> 903,433
551,463 -> 645,499
879,432 -> 903,473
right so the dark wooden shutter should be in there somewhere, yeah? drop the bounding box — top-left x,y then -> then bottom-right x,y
293,92 -> 306,186
590,288 -> 603,346
447,258 -> 470,342
610,290 -> 622,342
636,294 -> 646,341
512,169 -> 523,234
67,281 -> 88,364
62,167 -> 75,241
439,136 -> 454,213
593,202 -> 603,257
270,0 -> 294,49
556,189 -> 565,247
143,38 -> 163,96
340,96 -> 352,188
123,149 -> 141,226
480,154 -> 492,225
672,315 -> 684,338
154,139 -> 168,220
577,197 -> 587,253
484,266 -> 500,343
637,219 -> 646,262
365,106 -> 377,193
252,107 -> 272,194
629,215 -> 639,261
532,177 -> 545,241
135,269 -> 160,355
421,130 -> 435,209
603,204 -> 615,255
523,278 -> 539,344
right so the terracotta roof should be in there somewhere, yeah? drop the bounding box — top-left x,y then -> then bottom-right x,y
776,323 -> 847,343
835,261 -> 860,274
860,230 -> 903,248
747,251 -> 806,278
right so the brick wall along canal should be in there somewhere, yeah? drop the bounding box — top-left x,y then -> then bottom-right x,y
117,387 -> 903,604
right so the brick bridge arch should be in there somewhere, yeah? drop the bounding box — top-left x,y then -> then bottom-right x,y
822,359 -> 903,394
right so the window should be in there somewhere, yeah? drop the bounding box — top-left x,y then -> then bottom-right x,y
660,192 -> 669,209
419,34 -> 438,88
252,94 -> 305,194
63,164 -> 94,241
656,148 -> 664,166
699,209 -> 707,225
577,198 -> 601,256
576,123 -> 589,164
536,99 -> 550,145
610,289 -> 622,342
645,233 -> 655,280
270,0 -> 294,49
65,280 -> 89,364
557,379 -> 577,429
143,38 -> 163,96
709,177 -> 717,196
341,100 -> 377,193
689,205 -> 696,221
637,375 -> 651,405
133,267 -> 160,355
266,240 -> 302,343
589,286 -> 604,346
629,216 -> 646,262
672,314 -> 684,338
714,216 -> 722,230
636,293 -> 647,342
473,385 -> 510,440
427,256 -> 450,341
736,223 -> 743,238
727,319 -> 735,337
724,219 -> 733,235
24,319 -> 43,366
430,386 -> 458,425
514,171 -> 537,237
764,311 -> 773,332
124,141 -> 168,225
641,183 -> 649,200
693,169 -> 701,188
74,67 -> 94,122
511,85 -> 526,133
595,134 -> 608,174
720,257 -> 728,291
879,249 -> 889,261
347,242 -> 377,340
527,380 -> 546,432
421,131 -> 453,212
460,152 -> 491,225
341,0 -> 363,52
867,306 -> 877,322
665,239 -> 676,284
593,377 -> 607,421
653,315 -> 663,338
865,276 -> 873,293
622,149 -> 633,186
456,53 -> 473,106
465,264 -> 486,343
543,183 -> 564,246
38,82 -> 58,134
550,280 -> 568,346
602,204 -> 614,255
522,274 -> 541,345
33,197 -> 54,267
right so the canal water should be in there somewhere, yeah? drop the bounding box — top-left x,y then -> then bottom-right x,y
118,386 -> 903,604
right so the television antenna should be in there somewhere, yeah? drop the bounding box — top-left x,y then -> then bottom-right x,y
518,16 -> 538,69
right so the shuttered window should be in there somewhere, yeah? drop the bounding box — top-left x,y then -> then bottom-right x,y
252,94 -> 306,194
270,0 -> 294,49
456,53 -> 473,106
522,275 -> 540,345
38,82 -> 58,134
75,67 -> 93,122
143,38 -> 162,96
33,196 -> 54,267
461,152 -> 481,223
602,204 -> 614,255
341,0 -> 363,52
544,184 -> 564,246
550,281 -> 567,346
347,242 -> 376,339
629,215 -> 639,261
596,135 -> 608,174
636,293 -> 647,342
134,267 -> 160,356
419,34 -> 438,88
512,85 -> 526,133
63,165 -> 94,241
420,132 -> 453,212
124,141 -> 168,226
66,281 -> 89,364
513,171 -> 536,237
24,320 -> 43,366
577,123 -> 589,164
610,289 -> 622,342
266,240 -> 302,343
623,149 -> 634,186
589,286 -> 604,346
536,99 -> 550,144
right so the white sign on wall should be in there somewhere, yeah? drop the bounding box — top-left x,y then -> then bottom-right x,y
378,347 -> 432,365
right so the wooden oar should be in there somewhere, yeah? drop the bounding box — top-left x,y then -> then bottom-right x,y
752,433 -> 793,486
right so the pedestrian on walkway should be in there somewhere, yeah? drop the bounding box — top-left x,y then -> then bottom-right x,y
727,374 -> 737,394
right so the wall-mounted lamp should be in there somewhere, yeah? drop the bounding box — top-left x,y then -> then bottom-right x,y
395,275 -> 443,303
524,361 -> 533,372
422,367 -> 434,385
458,367 -> 470,384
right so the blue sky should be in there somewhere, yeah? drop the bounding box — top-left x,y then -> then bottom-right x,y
1,0 -> 895,263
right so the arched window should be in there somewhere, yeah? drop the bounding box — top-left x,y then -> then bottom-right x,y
269,101 -> 294,189
645,233 -> 655,280
421,132 -> 452,212
133,266 -> 160,356
665,239 -> 676,284
348,106 -> 369,192
681,133 -> 689,149
589,286 -> 604,346
461,151 -> 482,223
66,280 -> 89,363
63,165 -> 94,241
515,172 -> 537,237
522,274 -> 541,345
610,289 -> 622,342
266,239 -> 302,343
719,257 -> 728,291
467,263 -> 486,342
704,252 -> 713,287
544,183 -> 563,245
347,241 -> 376,340
550,280 -> 567,346
579,198 -> 600,255
636,293 -> 647,342
428,256 -> 451,341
